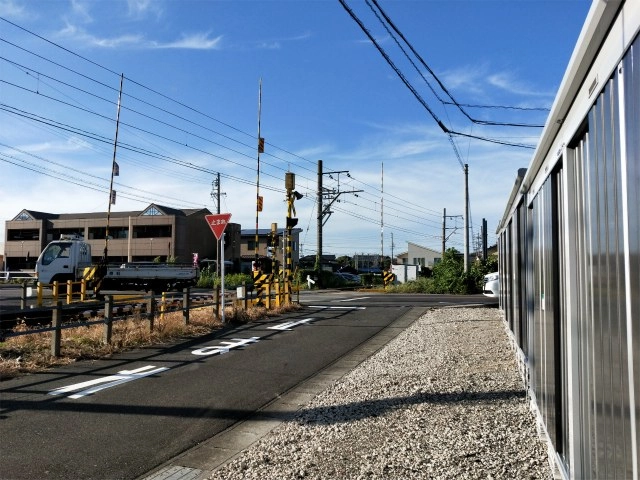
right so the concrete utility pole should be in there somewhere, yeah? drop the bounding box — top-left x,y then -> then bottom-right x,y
317,160 -> 323,275
316,159 -> 362,286
482,218 -> 488,260
442,208 -> 446,258
464,164 -> 469,273
380,162 -> 384,269
391,232 -> 395,263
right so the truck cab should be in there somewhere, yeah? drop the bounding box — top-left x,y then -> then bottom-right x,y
36,235 -> 92,285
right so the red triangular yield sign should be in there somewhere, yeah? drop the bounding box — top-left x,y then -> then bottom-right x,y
205,213 -> 232,240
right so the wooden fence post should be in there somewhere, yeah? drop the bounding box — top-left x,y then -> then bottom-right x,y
51,301 -> 62,357
103,295 -> 113,345
147,294 -> 155,332
183,287 -> 190,325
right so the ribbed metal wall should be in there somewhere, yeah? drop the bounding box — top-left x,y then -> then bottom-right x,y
499,29 -> 640,480
578,54 -> 631,479
623,37 -> 640,479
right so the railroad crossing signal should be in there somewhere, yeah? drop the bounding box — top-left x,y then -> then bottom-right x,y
205,213 -> 232,240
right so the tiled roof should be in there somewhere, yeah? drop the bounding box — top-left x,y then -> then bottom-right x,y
11,204 -> 211,221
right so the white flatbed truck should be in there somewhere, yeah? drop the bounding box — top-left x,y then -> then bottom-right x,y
35,235 -> 199,294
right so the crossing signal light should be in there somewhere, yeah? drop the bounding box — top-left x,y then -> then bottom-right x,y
287,217 -> 298,228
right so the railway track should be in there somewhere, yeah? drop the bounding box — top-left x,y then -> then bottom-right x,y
0,292 -> 219,332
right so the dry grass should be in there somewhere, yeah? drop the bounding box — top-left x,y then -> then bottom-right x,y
0,302 -> 301,381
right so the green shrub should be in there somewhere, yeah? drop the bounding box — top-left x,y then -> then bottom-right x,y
196,269 -> 252,289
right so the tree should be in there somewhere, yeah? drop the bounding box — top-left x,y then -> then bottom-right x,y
336,255 -> 352,267
431,248 -> 470,294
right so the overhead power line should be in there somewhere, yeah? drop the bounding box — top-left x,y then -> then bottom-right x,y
338,0 -> 538,151
367,0 -> 545,128
0,14 -> 466,250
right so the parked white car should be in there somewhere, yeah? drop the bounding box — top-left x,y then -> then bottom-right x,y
483,272 -> 499,297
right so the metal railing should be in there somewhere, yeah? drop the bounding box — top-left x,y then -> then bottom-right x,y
0,270 -> 36,281
0,283 -> 298,357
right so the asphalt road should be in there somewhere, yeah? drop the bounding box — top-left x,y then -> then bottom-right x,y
0,291 -> 496,479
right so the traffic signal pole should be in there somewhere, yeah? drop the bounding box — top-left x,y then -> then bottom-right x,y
285,172 -> 300,303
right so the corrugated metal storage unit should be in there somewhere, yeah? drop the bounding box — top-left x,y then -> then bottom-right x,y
497,1 -> 640,478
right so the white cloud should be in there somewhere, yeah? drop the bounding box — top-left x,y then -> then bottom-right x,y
486,72 -> 551,98
0,0 -> 25,18
56,23 -> 222,50
69,0 -> 93,24
442,63 -> 555,100
126,0 -> 163,20
154,32 -> 224,50
57,23 -> 144,48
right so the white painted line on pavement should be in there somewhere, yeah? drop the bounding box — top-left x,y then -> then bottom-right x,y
268,318 -> 314,331
335,297 -> 370,302
191,337 -> 260,356
308,305 -> 366,310
48,365 -> 169,399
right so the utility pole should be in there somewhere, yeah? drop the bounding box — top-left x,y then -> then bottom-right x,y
482,218 -> 488,260
464,164 -> 469,273
317,160 -> 323,279
316,160 -> 362,287
255,79 -> 264,270
380,162 -> 384,269
442,208 -> 446,258
391,232 -> 394,263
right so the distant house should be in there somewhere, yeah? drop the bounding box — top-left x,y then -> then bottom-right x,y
396,242 -> 441,268
298,254 -> 338,271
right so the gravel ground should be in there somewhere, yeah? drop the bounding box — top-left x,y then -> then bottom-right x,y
208,307 -> 553,480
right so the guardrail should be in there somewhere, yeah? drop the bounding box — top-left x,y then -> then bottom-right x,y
0,270 -> 35,281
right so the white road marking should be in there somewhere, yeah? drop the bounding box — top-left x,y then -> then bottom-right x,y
308,305 -> 366,310
48,365 -> 169,399
45,300 -> 373,400
191,337 -> 260,356
268,318 -> 314,331
335,297 -> 370,302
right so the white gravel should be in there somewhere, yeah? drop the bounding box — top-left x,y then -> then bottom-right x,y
208,307 -> 553,480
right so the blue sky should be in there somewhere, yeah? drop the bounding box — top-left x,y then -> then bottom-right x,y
0,0 -> 591,258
